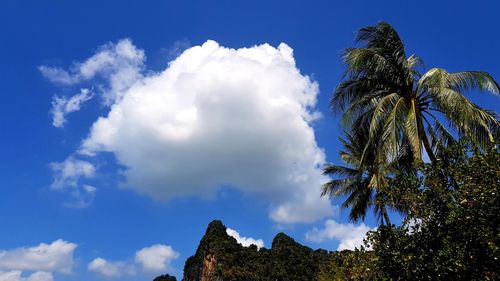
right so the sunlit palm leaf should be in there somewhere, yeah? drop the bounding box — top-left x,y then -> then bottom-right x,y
379,97 -> 407,163
447,71 -> 500,94
405,100 -> 422,159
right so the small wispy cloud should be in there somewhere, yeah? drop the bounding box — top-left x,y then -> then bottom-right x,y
50,156 -> 95,190
51,88 -> 94,128
88,258 -> 136,278
40,38 -> 146,127
39,66 -> 80,85
50,156 -> 97,208
62,184 -> 97,209
135,244 -> 179,273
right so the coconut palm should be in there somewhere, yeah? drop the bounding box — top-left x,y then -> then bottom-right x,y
321,117 -> 414,225
332,22 -> 500,164
324,22 -> 499,225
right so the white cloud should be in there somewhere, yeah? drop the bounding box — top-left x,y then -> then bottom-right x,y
24,272 -> 53,281
39,66 -> 79,85
50,157 -> 97,208
89,244 -> 178,278
25,272 -> 53,281
0,240 -> 76,274
269,189 -> 333,224
135,244 -> 179,273
51,88 -> 94,128
305,219 -> 374,250
43,39 -> 334,223
88,258 -> 135,278
0,271 -> 53,281
226,228 -> 264,249
63,184 -> 97,209
50,157 -> 95,190
0,271 -> 24,281
40,38 -> 145,105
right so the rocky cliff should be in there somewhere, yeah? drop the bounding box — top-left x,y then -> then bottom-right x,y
155,220 -> 335,281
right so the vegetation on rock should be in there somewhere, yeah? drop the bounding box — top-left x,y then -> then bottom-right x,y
182,220 -> 332,281
153,274 -> 178,281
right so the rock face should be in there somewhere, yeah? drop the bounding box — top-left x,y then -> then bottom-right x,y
181,220 -> 331,281
183,220 -> 234,281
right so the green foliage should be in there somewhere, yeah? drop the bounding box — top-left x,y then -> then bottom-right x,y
317,249 -> 384,281
366,144 -> 500,280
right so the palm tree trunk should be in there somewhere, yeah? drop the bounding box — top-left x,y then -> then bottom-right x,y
421,134 -> 436,162
421,133 -> 436,162
418,117 -> 437,162
381,205 -> 391,226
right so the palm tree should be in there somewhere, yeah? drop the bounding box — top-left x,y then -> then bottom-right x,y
332,22 -> 499,165
321,117 -> 413,225
324,22 -> 499,225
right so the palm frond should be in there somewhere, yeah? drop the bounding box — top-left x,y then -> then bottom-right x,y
345,183 -> 373,222
342,91 -> 391,127
417,68 -> 446,92
431,87 -> 498,148
369,93 -> 401,141
406,54 -> 424,70
378,96 -> 407,163
356,22 -> 407,68
417,68 -> 499,149
322,164 -> 359,177
446,71 -> 500,94
331,78 -> 371,113
321,177 -> 361,198
432,118 -> 456,146
343,48 -> 399,81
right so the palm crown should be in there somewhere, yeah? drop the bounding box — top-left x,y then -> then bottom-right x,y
333,22 -> 499,163
323,22 -> 499,224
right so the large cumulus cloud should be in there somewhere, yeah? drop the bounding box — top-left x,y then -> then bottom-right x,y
42,39 -> 334,224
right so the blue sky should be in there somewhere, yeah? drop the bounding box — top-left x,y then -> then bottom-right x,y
1,0 -> 499,280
